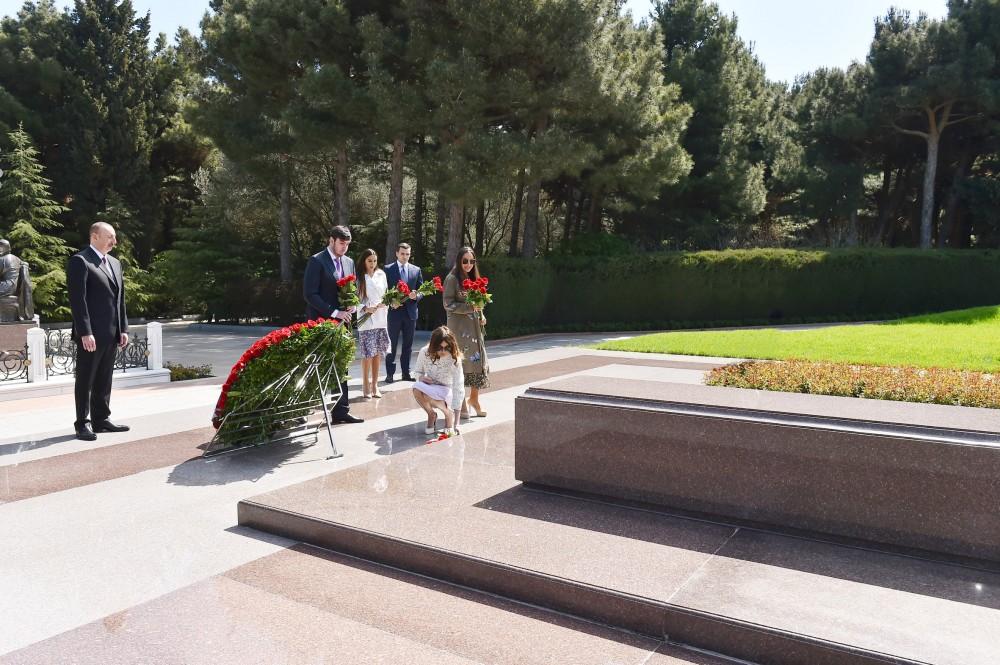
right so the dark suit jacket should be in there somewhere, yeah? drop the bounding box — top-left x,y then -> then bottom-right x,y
384,261 -> 424,322
304,249 -> 356,320
67,247 -> 128,345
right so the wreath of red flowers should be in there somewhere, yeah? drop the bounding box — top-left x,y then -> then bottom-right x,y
212,317 -> 341,429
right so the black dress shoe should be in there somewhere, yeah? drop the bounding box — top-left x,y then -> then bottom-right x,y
93,420 -> 131,433
75,424 -> 97,441
402,375 -> 416,382
384,376 -> 395,384
332,414 -> 365,424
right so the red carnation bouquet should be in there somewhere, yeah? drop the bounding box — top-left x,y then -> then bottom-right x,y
337,273 -> 360,308
394,279 -> 412,300
336,273 -> 360,327
356,276 -> 444,327
418,275 -> 445,297
356,279 -> 408,328
462,276 -> 492,309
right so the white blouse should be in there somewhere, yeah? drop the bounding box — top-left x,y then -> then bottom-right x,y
412,346 -> 466,411
358,270 -> 389,331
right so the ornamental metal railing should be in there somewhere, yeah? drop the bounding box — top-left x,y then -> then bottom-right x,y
0,323 -> 162,385
0,345 -> 29,383
42,329 -> 150,378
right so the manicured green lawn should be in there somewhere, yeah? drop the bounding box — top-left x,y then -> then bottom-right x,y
595,306 -> 1000,372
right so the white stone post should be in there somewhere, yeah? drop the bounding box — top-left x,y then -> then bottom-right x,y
26,327 -> 47,383
147,322 -> 163,370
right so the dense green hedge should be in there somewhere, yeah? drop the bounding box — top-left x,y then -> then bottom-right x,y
199,249 -> 1000,335
474,249 -> 1000,335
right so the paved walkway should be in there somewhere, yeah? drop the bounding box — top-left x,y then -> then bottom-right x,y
157,322 -> 646,377
0,332 -> 728,663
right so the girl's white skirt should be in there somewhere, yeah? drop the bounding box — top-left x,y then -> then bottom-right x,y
413,380 -> 451,405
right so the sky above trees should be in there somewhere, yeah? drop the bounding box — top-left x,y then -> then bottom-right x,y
0,0 -> 949,83
626,0 -> 948,81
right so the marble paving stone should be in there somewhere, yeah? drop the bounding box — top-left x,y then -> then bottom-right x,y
669,530 -> 1000,665
0,405 -> 212,466
240,421 -> 1000,664
2,353 -> 680,503
242,422 -> 737,604
0,348 -> 709,656
1,545 -> 730,665
0,427 -> 211,504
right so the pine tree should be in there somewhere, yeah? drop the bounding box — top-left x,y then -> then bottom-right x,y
647,0 -> 774,247
0,124 -> 71,318
97,191 -> 153,313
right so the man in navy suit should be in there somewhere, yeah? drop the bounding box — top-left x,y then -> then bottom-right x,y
303,225 -> 363,424
67,222 -> 130,441
383,242 -> 424,383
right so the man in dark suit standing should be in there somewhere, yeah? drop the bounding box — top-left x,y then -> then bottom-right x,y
303,225 -> 364,424
383,242 -> 424,383
68,222 -> 130,441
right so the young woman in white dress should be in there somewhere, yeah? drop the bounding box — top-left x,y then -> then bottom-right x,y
411,326 -> 465,434
357,249 -> 390,399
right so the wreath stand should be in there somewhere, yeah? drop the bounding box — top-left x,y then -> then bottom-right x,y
203,344 -> 345,460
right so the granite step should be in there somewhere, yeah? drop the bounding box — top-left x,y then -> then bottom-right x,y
238,421 -> 1000,665
1,544 -> 733,665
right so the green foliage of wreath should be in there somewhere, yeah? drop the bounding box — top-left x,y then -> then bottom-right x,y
214,321 -> 355,449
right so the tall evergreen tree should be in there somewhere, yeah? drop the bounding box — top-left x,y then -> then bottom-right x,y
574,3 -> 692,242
196,0 -> 341,282
868,7 -> 996,248
360,8 -> 427,262
0,1 -> 208,261
0,125 -> 71,317
647,0 -> 773,247
792,65 -> 872,246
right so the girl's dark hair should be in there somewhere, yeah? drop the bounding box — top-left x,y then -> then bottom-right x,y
427,325 -> 462,365
357,248 -> 378,301
449,246 -> 480,281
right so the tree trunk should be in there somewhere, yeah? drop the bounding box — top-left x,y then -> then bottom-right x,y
574,193 -> 586,235
434,194 -> 446,269
587,189 -> 603,233
876,165 -> 909,245
846,207 -> 859,248
562,186 -> 576,244
446,202 -> 463,268
508,170 -> 525,257
845,172 -> 863,247
335,146 -> 350,228
385,137 -> 405,261
874,159 -> 892,243
414,177 -> 425,263
279,169 -> 293,284
520,117 -> 548,259
938,147 -> 972,249
521,177 -> 542,258
919,130 -> 941,249
474,201 -> 485,257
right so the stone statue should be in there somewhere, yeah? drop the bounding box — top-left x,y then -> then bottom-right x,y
0,239 -> 34,322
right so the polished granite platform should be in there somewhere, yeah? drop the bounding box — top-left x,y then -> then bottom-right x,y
515,377 -> 1000,562
1,544 -> 730,665
239,420 -> 1000,665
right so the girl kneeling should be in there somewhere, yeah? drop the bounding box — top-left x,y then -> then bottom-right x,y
412,326 -> 465,434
